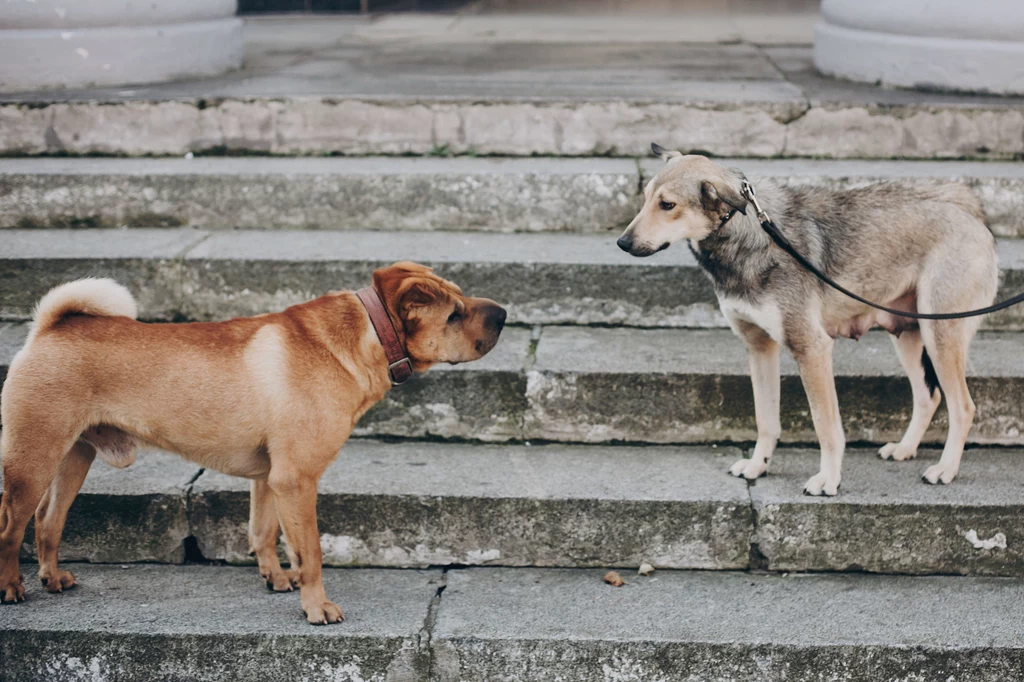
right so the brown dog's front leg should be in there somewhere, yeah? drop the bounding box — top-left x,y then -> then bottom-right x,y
249,478 -> 297,592
268,469 -> 342,625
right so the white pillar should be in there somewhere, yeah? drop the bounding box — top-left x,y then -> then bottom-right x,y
814,0 -> 1024,95
0,1 -> 243,92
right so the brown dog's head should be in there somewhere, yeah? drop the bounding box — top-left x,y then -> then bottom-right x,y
372,262 -> 506,372
617,144 -> 748,257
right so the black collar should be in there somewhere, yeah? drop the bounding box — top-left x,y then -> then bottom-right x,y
718,208 -> 738,230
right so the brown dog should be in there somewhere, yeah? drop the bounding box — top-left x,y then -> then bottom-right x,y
0,262 -> 505,624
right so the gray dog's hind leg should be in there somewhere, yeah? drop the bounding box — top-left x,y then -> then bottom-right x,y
879,330 -> 942,463
920,321 -> 976,485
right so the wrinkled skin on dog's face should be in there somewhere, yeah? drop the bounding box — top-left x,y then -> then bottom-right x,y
373,262 -> 506,371
617,144 -> 748,257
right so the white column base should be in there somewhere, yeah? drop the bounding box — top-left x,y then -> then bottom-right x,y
815,21 -> 1024,95
0,18 -> 243,92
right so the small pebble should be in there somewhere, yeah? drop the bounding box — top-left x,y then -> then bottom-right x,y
603,570 -> 626,587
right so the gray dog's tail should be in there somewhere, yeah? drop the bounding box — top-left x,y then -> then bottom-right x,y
922,349 -> 940,396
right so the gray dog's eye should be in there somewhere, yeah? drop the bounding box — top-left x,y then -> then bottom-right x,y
659,200 -> 676,211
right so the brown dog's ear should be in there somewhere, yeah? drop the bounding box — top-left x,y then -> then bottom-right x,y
701,168 -> 748,215
651,142 -> 683,163
372,262 -> 431,292
398,279 -> 444,309
372,261 -> 437,314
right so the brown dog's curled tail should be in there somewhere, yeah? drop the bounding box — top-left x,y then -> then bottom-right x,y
30,278 -> 137,342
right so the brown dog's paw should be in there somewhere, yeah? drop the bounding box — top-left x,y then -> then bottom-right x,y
1,576 -> 26,604
261,568 -> 299,592
304,600 -> 345,625
40,569 -> 77,594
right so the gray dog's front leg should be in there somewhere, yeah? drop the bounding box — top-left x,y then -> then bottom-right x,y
730,331 -> 781,480
793,333 -> 844,496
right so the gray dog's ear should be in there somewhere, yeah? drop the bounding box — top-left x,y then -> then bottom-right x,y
651,142 -> 682,163
701,168 -> 748,215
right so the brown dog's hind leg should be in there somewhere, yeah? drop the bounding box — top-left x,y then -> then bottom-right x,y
34,440 -> 96,593
0,430 -> 74,603
267,461 -> 343,625
249,478 -> 298,592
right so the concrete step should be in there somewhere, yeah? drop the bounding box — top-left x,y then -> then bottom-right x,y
2,322 -> 1022,446
2,228 -> 1024,331
4,157 -> 1024,237
2,564 -> 1023,681
2,18 -> 1023,159
4,443 -> 1019,576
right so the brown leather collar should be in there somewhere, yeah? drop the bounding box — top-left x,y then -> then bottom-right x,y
356,286 -> 413,386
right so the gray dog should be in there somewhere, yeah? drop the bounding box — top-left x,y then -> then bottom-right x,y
618,144 -> 998,496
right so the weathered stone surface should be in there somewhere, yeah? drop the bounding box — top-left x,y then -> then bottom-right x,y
0,450 -> 195,564
2,95 -> 1021,159
0,228 -> 206,321
752,449 -> 1024,576
9,157 -> 1024,235
434,568 -> 1024,682
0,564 -> 439,682
0,104 -> 52,155
524,327 -> 1024,445
3,85 -> 1021,159
0,98 -> 800,157
16,95 -> 1024,159
190,440 -> 752,570
0,157 -> 640,232
3,228 -> 1023,329
783,105 -> 1024,159
5,564 -> 1024,682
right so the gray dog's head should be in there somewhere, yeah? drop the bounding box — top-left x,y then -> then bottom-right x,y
617,144 -> 749,257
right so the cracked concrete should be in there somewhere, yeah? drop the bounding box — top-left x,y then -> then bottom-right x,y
3,441 -> 1022,576
6,563 -> 1024,681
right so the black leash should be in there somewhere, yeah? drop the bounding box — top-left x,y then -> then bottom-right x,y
740,181 -> 1023,321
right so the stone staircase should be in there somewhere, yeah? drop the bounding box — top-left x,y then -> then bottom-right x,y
3,14 -> 1024,682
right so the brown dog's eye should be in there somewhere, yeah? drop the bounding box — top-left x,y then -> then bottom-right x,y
659,199 -> 676,211
447,309 -> 461,324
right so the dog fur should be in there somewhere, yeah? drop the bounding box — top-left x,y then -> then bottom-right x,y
618,145 -> 998,496
0,263 -> 506,622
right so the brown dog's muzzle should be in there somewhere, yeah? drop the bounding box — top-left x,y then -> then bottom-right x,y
486,304 -> 507,332
476,302 -> 506,355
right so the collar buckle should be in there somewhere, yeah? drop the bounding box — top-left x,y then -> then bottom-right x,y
388,357 -> 413,386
